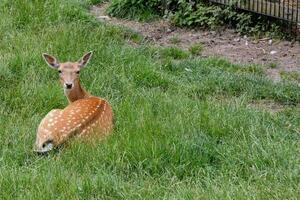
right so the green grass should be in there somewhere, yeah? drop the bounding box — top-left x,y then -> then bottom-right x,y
169,36 -> 181,45
280,71 -> 300,83
188,43 -> 203,56
156,46 -> 190,60
268,62 -> 278,69
107,0 -> 159,21
0,0 -> 300,199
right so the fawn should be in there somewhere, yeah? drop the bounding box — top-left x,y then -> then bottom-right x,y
34,52 -> 113,153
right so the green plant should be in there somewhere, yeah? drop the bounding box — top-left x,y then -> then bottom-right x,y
280,71 -> 300,83
169,35 -> 181,44
188,43 -> 203,55
268,62 -> 278,69
122,28 -> 144,44
170,2 -> 224,28
158,46 -> 190,60
106,0 -> 162,21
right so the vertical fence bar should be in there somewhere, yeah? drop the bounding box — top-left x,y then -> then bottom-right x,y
283,0 -> 286,20
288,0 -> 290,21
279,0 -> 281,18
265,0 -> 267,15
273,0 -> 276,16
292,0 -> 294,23
271,0 -> 273,16
297,0 -> 299,33
270,0 -> 272,16
296,0 -> 300,25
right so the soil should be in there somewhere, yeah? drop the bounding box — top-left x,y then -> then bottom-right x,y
248,100 -> 286,114
90,3 -> 300,82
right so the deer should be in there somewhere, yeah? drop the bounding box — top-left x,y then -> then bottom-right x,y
34,52 -> 113,153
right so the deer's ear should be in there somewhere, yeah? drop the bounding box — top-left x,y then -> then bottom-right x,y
42,53 -> 59,69
78,51 -> 92,68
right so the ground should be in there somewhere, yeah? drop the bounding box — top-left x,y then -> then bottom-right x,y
91,3 -> 300,82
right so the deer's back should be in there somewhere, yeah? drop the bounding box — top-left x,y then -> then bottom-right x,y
65,96 -> 113,137
38,97 -> 113,144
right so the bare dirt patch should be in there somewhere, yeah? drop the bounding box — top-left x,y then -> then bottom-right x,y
248,100 -> 286,114
91,3 -> 300,82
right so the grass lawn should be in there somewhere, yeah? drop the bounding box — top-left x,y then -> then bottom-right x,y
0,0 -> 299,199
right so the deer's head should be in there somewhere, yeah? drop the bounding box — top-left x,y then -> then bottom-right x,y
42,52 -> 92,92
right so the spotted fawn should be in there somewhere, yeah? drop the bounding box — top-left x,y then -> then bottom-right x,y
34,52 -> 113,153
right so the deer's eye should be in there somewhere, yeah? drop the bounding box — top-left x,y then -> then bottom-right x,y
76,71 -> 80,74
58,70 -> 62,74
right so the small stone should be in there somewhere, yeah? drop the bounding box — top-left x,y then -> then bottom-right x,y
233,38 -> 240,42
268,39 -> 273,45
166,28 -> 172,33
283,42 -> 289,46
97,16 -> 111,20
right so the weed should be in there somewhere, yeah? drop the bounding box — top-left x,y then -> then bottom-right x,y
268,62 -> 278,69
280,71 -> 300,83
188,43 -> 203,56
169,36 -> 181,44
157,46 -> 190,60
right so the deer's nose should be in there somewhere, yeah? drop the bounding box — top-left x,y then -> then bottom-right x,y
65,83 -> 73,89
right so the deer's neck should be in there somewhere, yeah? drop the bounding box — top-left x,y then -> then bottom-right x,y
64,80 -> 90,103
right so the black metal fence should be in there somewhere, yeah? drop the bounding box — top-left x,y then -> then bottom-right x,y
209,0 -> 300,32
